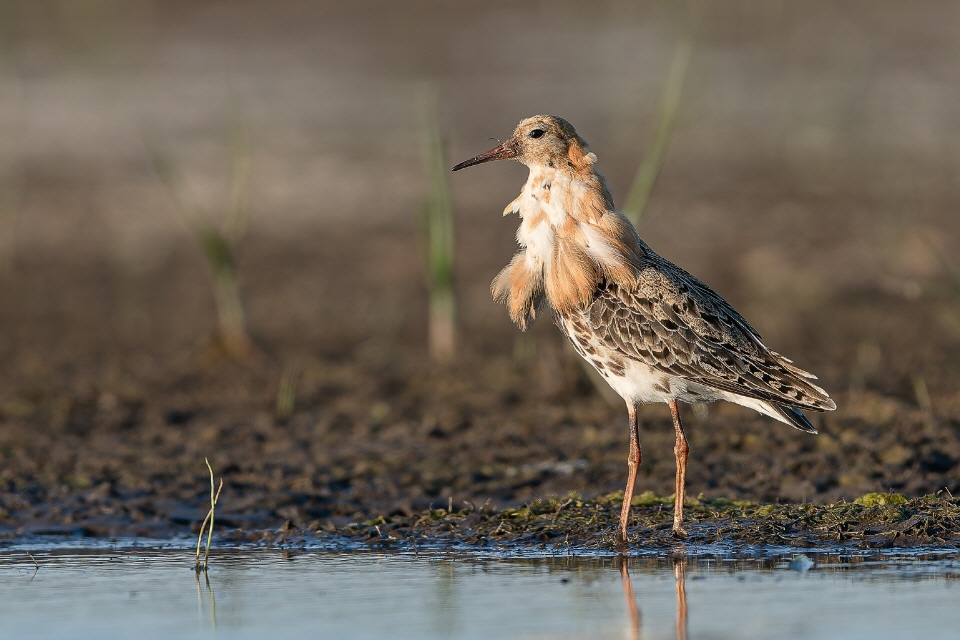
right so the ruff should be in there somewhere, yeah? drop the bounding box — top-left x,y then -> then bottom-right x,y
453,115 -> 835,544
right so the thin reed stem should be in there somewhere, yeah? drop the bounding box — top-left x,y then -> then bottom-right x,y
276,360 -> 302,418
622,38 -> 692,226
195,458 -> 223,572
144,107 -> 253,359
419,101 -> 457,363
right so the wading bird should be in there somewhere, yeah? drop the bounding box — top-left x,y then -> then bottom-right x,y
452,116 -> 835,544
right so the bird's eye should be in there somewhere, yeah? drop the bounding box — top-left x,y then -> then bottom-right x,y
529,129 -> 545,139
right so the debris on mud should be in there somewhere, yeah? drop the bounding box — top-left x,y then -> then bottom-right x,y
223,492 -> 960,551
2,1 -> 960,554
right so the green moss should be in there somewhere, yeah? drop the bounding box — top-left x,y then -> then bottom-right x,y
632,491 -> 673,507
316,493 -> 960,551
502,507 -> 533,521
63,474 -> 93,489
702,496 -> 755,508
598,491 -> 624,505
854,492 -> 909,507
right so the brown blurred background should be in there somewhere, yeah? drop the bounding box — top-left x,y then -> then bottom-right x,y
1,1 -> 959,535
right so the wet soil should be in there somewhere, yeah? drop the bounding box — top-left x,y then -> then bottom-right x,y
1,1 -> 960,548
1,221 -> 958,546
278,493 -> 960,552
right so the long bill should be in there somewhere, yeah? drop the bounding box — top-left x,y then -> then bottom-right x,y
451,141 -> 517,171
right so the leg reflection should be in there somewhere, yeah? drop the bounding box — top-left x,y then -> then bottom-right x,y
674,557 -> 688,640
618,555 -> 641,640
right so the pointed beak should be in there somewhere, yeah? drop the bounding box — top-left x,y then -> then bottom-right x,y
451,141 -> 517,171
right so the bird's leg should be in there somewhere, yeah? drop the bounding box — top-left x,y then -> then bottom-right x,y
617,403 -> 641,546
669,400 -> 689,537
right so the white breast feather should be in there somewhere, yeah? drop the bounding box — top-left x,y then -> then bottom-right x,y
516,166 -> 568,269
579,223 -> 622,267
520,220 -> 554,269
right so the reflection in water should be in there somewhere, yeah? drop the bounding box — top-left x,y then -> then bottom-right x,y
196,570 -> 217,631
619,555 -> 688,640
432,560 -> 458,637
5,546 -> 960,638
674,558 -> 688,640
617,556 -> 641,640
26,553 -> 40,582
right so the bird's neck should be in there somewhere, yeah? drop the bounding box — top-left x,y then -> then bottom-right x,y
494,163 -> 645,324
506,162 -> 613,222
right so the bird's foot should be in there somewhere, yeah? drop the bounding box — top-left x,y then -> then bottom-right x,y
672,524 -> 688,539
615,529 -> 631,549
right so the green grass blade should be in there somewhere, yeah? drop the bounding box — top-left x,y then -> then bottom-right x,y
223,99 -> 250,245
145,124 -> 252,358
419,103 -> 457,363
622,38 -> 693,226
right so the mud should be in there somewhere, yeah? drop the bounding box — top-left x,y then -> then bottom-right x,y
278,493 -> 960,552
1,232 -> 958,545
1,1 -> 959,546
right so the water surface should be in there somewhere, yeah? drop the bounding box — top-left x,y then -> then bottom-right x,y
2,539 -> 959,639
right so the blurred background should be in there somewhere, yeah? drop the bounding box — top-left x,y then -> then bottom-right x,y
1,1 -> 959,535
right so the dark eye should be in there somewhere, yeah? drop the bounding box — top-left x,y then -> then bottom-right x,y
529,129 -> 545,139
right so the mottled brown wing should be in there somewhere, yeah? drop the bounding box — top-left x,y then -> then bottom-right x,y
586,260 -> 835,411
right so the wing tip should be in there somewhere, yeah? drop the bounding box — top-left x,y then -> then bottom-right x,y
774,404 -> 819,434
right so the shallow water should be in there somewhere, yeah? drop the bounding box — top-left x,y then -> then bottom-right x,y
2,539 -> 959,639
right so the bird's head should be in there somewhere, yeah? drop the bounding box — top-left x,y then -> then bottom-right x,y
452,115 -> 595,173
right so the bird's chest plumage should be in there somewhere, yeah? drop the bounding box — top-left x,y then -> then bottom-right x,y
509,167 -> 680,405
514,166 -> 573,267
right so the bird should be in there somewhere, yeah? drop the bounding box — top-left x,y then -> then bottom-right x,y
452,115 -> 836,544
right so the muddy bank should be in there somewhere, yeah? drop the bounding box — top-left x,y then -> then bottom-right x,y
1,281 -> 959,543
1,1 -> 960,544
217,493 -> 960,552
1,232 -> 959,540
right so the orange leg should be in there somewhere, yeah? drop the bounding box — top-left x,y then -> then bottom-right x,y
617,403 -> 641,546
669,400 -> 689,537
